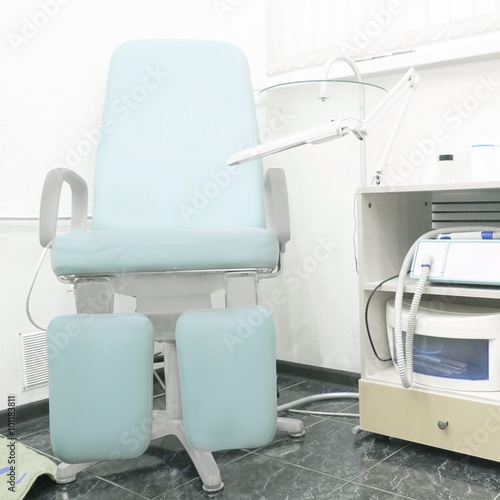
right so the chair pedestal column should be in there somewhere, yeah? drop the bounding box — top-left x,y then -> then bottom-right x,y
163,342 -> 183,420
153,342 -> 224,492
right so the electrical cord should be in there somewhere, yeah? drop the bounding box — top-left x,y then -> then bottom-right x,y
352,193 -> 359,274
25,242 -> 52,331
364,273 -> 401,362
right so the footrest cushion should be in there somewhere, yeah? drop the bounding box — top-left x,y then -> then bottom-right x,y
47,313 -> 154,463
176,306 -> 277,452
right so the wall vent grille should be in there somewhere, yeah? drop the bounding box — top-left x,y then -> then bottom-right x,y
19,329 -> 48,391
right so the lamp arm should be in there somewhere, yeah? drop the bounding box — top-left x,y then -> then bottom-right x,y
227,67 -> 418,168
374,82 -> 416,174
320,55 -> 365,119
227,120 -> 350,166
358,67 -> 417,137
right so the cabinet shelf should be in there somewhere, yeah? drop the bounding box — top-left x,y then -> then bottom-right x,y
358,180 -> 500,194
363,277 -> 500,299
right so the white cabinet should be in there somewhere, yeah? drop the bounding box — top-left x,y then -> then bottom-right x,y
357,181 -> 500,461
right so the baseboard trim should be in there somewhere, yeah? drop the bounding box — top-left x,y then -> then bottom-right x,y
277,360 -> 360,389
0,398 -> 49,430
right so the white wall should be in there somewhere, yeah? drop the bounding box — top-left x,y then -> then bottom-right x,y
3,1 -> 500,412
257,90 -> 365,374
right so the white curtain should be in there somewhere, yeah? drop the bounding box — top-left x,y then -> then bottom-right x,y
266,0 -> 500,75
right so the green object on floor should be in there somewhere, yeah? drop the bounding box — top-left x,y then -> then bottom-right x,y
0,436 -> 57,499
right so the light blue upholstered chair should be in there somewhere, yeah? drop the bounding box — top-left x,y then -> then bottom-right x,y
40,39 -> 303,493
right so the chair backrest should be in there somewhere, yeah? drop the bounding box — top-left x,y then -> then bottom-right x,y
92,39 -> 265,231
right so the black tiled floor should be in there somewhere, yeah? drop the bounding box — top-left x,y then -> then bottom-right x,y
5,373 -> 500,499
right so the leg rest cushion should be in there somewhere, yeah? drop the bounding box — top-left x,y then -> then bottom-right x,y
47,313 -> 154,463
176,306 -> 277,452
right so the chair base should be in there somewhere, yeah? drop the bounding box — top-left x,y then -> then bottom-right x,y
150,411 -> 303,492
52,411 -> 224,492
53,414 -> 303,491
151,410 -> 224,492
55,462 -> 97,484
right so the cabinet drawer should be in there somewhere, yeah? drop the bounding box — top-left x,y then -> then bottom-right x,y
360,379 -> 500,461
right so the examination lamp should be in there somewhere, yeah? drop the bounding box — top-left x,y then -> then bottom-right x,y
227,67 -> 418,184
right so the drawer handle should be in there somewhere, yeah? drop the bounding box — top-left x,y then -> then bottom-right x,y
437,419 -> 449,430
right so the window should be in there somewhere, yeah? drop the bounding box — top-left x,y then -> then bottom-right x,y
266,0 -> 500,76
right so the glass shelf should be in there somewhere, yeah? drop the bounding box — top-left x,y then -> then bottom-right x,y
258,79 -> 387,113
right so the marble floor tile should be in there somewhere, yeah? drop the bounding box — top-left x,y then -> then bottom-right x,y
154,452 -> 348,500
259,417 -> 410,481
327,481 -> 417,500
19,428 -> 57,460
356,443 -> 500,500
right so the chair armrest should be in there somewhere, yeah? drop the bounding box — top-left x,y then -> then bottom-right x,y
39,168 -> 88,247
264,168 -> 290,252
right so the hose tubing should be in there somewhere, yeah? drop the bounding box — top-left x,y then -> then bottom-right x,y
396,261 -> 430,387
394,226 -> 500,388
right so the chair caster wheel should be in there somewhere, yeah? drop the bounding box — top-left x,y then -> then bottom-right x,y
202,481 -> 224,493
56,476 -> 76,484
289,430 -> 305,438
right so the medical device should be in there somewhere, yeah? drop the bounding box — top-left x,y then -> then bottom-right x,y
386,298 -> 500,391
411,238 -> 500,285
391,225 -> 500,390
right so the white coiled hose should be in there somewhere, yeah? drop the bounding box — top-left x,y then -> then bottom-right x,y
394,226 -> 500,388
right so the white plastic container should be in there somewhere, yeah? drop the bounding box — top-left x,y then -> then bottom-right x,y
470,144 -> 498,182
386,299 -> 500,391
422,154 -> 466,184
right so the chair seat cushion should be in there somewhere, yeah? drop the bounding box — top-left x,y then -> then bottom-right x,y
51,227 -> 279,275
